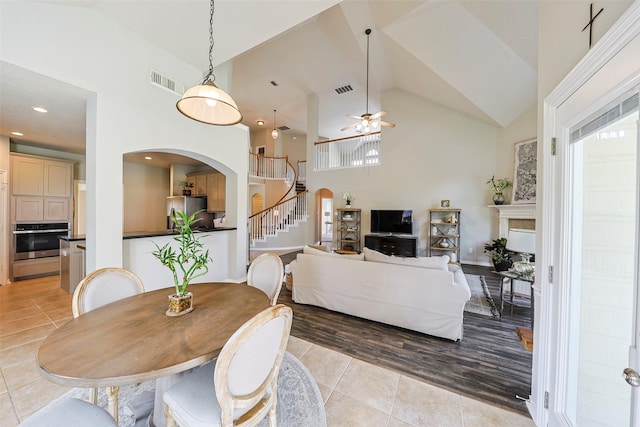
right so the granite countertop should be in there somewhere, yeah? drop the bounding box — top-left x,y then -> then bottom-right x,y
59,235 -> 86,242
123,227 -> 236,240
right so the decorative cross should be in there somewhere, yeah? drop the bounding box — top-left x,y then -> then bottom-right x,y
582,3 -> 604,49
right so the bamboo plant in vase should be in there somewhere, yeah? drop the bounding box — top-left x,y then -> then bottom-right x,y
152,210 -> 212,316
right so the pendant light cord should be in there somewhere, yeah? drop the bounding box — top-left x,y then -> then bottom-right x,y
206,0 -> 216,84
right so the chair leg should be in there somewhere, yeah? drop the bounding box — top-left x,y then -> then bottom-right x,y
164,403 -> 177,427
90,387 -> 98,404
107,386 -> 119,422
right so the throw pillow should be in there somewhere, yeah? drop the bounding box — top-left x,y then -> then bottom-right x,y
363,247 -> 449,270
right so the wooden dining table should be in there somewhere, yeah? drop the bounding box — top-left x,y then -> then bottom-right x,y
37,282 -> 271,424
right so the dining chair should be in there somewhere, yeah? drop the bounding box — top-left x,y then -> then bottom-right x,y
19,397 -> 118,427
247,252 -> 284,305
163,304 -> 293,427
72,267 -> 145,317
72,267 -> 145,405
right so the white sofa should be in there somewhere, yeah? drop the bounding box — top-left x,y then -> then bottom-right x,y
290,247 -> 471,341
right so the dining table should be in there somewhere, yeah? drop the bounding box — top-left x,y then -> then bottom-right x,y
36,282 -> 271,425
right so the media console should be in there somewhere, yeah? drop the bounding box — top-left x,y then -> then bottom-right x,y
364,234 -> 417,257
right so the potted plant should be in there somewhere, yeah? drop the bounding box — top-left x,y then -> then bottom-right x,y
179,181 -> 194,196
343,192 -> 355,207
486,176 -> 512,205
483,237 -> 512,271
152,210 -> 212,316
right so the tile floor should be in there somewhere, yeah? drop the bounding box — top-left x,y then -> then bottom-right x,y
0,275 -> 535,427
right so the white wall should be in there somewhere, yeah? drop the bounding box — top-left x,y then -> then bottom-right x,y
306,88 -> 501,263
1,2 -> 250,280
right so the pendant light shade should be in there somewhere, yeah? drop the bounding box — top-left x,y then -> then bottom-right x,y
271,109 -> 279,139
176,0 -> 242,126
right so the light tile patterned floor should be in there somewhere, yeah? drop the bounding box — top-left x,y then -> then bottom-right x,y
0,276 -> 536,426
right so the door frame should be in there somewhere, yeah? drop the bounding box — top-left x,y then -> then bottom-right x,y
537,4 -> 640,426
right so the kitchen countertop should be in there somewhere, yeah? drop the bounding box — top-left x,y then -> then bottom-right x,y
59,235 -> 86,242
123,227 -> 236,240
59,228 -> 237,241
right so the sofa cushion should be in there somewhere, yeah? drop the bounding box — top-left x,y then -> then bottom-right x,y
303,245 -> 365,261
363,247 -> 449,270
307,244 -> 330,252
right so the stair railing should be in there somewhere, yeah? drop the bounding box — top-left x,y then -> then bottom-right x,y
249,191 -> 308,244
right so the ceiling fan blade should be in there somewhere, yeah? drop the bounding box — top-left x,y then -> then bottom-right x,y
346,114 -> 363,120
340,122 -> 358,131
377,120 -> 396,128
370,111 -> 387,120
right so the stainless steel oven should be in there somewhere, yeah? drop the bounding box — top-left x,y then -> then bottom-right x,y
13,223 -> 70,261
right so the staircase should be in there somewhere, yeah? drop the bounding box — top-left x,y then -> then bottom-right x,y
249,155 -> 308,246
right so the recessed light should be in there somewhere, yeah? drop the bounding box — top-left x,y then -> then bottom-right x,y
11,131 -> 24,136
291,136 -> 297,140
33,106 -> 48,113
257,120 -> 264,126
144,156 -> 152,160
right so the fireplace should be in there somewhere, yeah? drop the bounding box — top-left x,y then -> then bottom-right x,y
489,204 -> 536,238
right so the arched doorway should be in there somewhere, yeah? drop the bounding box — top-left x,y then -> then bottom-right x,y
251,193 -> 264,215
315,188 -> 333,246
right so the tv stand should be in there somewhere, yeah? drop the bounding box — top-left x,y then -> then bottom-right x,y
364,234 -> 417,257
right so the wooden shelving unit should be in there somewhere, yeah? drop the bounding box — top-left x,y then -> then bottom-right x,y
335,208 -> 361,254
428,208 -> 461,263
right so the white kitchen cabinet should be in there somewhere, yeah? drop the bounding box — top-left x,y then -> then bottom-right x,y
11,156 -> 44,195
44,160 -> 72,197
10,153 -> 73,223
14,197 -> 43,222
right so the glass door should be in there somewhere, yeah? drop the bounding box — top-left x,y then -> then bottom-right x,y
558,102 -> 638,426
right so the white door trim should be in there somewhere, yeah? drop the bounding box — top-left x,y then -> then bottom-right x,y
536,3 -> 640,426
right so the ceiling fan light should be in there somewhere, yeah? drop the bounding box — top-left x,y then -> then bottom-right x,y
355,123 -> 362,131
362,118 -> 369,127
371,121 -> 379,129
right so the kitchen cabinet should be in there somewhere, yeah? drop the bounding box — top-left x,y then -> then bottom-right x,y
60,239 -> 86,294
10,153 -> 73,222
186,173 -> 209,197
206,172 -> 226,212
11,154 -> 72,196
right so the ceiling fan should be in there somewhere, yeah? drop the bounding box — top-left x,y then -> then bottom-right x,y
341,28 -> 396,134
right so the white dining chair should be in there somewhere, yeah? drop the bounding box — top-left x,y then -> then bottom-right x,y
72,267 -> 145,406
247,252 -> 284,305
72,267 -> 145,317
163,304 -> 293,427
19,397 -> 118,427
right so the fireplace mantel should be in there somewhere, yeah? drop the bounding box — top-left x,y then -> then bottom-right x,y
488,204 -> 536,238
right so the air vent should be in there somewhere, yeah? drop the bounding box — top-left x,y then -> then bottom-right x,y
278,125 -> 290,131
150,69 -> 185,96
335,84 -> 353,94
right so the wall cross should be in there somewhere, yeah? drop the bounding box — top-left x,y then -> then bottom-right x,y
581,3 -> 604,49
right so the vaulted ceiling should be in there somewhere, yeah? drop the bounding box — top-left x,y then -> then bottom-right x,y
0,0 -> 538,155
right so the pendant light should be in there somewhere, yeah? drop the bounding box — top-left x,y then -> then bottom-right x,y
176,0 -> 242,125
271,109 -> 279,139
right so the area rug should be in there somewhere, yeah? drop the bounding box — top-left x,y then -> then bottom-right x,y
464,274 -> 500,319
53,352 -> 326,427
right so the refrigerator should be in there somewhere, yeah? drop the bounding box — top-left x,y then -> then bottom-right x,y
166,196 -> 211,230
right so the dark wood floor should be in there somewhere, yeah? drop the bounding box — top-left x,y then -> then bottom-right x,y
277,253 -> 533,416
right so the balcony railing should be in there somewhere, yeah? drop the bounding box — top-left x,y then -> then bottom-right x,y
249,153 -> 288,179
314,132 -> 381,171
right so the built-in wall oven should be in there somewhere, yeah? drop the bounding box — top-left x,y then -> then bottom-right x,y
13,223 -> 70,261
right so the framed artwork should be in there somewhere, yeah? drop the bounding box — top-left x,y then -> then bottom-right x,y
440,200 -> 450,208
512,138 -> 537,204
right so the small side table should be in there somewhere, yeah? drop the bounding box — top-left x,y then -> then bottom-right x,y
494,271 -> 535,327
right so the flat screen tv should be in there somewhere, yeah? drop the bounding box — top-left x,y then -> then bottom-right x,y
370,210 -> 413,235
